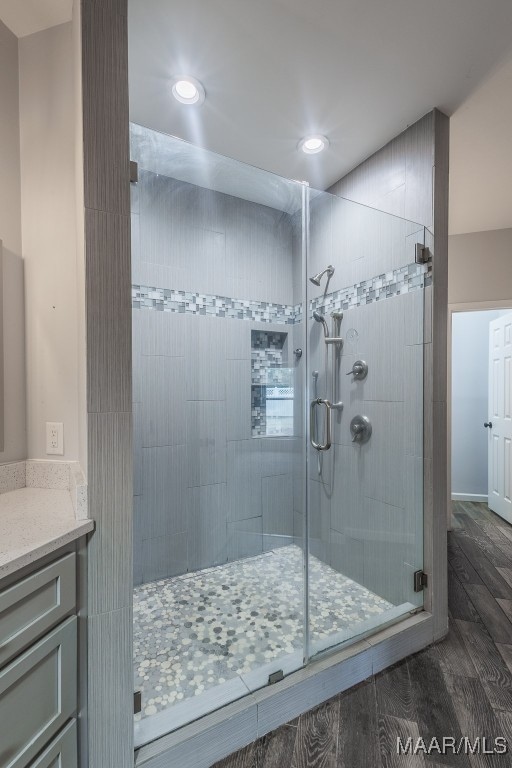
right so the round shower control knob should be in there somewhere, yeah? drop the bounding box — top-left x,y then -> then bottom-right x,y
350,415 -> 372,443
346,360 -> 368,380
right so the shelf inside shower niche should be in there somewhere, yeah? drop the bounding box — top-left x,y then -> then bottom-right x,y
251,330 -> 294,438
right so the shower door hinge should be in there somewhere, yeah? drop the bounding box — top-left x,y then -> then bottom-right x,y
134,689 -> 142,714
413,570 -> 428,592
130,160 -> 139,183
268,669 -> 284,685
415,243 -> 431,264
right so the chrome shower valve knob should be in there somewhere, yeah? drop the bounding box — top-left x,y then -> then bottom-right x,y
346,360 -> 368,380
350,415 -> 372,443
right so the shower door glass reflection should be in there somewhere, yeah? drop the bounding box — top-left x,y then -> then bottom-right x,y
306,188 -> 426,658
130,124 -> 307,747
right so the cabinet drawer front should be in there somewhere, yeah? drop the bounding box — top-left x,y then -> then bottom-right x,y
0,554 -> 76,668
29,719 -> 77,768
0,617 -> 77,768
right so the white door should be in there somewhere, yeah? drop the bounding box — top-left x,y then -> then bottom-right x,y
488,314 -> 512,522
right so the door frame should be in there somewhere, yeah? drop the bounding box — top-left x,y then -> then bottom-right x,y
447,299 -> 512,529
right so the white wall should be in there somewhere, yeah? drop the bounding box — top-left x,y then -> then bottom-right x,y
449,228 -> 512,305
0,18 -> 27,462
448,228 -> 512,518
450,55 -> 512,236
451,309 -> 511,497
72,0 -> 86,476
19,22 -> 82,462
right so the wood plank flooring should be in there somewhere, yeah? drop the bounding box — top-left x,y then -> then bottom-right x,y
212,502 -> 512,768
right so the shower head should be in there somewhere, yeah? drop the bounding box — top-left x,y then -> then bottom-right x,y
309,265 -> 334,287
313,310 -> 329,338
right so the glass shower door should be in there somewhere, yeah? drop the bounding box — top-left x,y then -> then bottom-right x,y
305,188 -> 426,658
131,122 -> 427,746
130,123 -> 308,746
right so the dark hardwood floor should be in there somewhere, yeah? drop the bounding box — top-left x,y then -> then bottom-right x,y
212,502 -> 512,767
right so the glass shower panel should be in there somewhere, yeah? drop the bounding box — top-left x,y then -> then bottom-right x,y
306,189 -> 426,658
130,124 -> 306,746
130,122 -> 428,744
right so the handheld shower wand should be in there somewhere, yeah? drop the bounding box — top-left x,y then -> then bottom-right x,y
313,310 -> 329,338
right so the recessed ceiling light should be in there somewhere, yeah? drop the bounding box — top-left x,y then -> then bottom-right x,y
171,75 -> 206,106
298,135 -> 329,154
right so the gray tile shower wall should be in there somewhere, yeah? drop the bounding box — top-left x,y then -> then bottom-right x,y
308,191 -> 426,300
302,171 -> 429,606
133,170 -> 295,306
131,115 -> 441,600
297,112 -> 441,608
303,289 -> 425,606
132,170 -> 299,583
82,1 -> 134,765
132,197 -> 429,588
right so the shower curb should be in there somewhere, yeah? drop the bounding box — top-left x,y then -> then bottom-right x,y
134,611 -> 436,768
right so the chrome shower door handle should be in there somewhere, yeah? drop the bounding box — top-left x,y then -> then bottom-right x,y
310,398 -> 332,451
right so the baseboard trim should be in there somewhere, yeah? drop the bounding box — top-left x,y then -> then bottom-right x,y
451,493 -> 488,503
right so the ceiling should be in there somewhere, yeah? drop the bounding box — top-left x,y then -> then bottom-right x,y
0,0 -> 71,37
449,53 -> 512,235
128,0 -> 512,192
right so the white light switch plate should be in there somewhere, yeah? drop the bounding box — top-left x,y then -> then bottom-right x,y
46,422 -> 64,455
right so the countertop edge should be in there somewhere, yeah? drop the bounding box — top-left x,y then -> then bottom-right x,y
0,518 -> 95,581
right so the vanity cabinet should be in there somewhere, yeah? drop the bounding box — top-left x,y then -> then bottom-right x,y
0,552 -> 79,768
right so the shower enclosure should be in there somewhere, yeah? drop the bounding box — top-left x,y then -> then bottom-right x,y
130,123 -> 427,747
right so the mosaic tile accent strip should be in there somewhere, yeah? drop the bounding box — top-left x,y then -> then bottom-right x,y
251,330 -> 286,350
251,334 -> 287,386
251,385 -> 266,436
132,285 -> 296,324
251,331 -> 293,437
132,262 -> 428,326
310,262 -> 430,317
133,545 -> 392,720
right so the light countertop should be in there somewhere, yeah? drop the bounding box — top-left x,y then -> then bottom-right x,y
0,487 -> 94,580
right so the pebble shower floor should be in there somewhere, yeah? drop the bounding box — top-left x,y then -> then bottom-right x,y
133,545 -> 393,720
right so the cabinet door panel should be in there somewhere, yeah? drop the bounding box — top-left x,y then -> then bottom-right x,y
29,719 -> 77,768
0,617 -> 76,768
0,554 -> 76,668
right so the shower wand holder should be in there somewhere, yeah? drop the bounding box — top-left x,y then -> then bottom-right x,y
325,337 -> 344,346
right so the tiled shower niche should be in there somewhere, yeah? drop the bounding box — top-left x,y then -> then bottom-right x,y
251,330 -> 294,437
